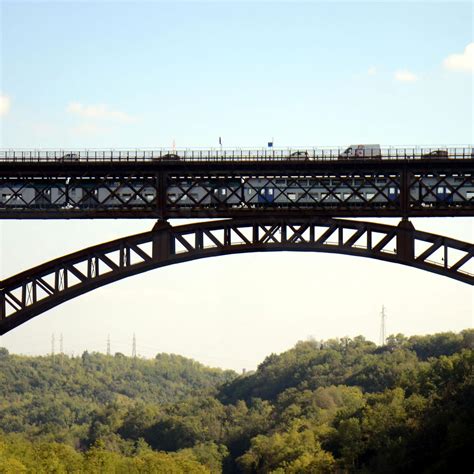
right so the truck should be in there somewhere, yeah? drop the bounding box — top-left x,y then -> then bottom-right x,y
339,144 -> 382,159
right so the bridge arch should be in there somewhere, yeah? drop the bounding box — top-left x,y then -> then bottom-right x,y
0,217 -> 472,334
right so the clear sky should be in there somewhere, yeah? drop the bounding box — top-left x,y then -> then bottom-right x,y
0,1 -> 473,371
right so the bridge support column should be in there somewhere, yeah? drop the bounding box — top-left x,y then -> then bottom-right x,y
400,168 -> 412,218
156,172 -> 168,220
152,220 -> 172,260
397,219 -> 415,261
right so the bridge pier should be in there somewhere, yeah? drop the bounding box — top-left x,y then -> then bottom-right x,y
397,219 -> 415,261
152,220 -> 172,260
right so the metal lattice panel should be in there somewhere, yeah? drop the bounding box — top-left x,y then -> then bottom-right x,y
0,217 -> 472,334
409,171 -> 474,210
0,173 -> 161,211
1,163 -> 473,218
165,172 -> 403,211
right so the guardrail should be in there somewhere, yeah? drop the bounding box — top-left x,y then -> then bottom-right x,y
0,146 -> 473,162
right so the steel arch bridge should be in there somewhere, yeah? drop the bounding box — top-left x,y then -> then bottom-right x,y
0,216 -> 472,335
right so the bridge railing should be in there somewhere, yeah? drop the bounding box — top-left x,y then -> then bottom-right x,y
0,146 -> 472,162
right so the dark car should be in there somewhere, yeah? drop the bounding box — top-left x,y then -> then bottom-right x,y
289,151 -> 309,160
421,149 -> 449,158
160,153 -> 181,160
57,153 -> 79,161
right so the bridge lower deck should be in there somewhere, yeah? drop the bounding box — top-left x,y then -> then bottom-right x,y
0,157 -> 473,218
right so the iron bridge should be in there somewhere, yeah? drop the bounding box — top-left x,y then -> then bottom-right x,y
0,146 -> 473,219
0,146 -> 473,334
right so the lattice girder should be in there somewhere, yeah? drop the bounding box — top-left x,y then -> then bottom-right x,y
0,217 -> 472,334
1,162 -> 473,218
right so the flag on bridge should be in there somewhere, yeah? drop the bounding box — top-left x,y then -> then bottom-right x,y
268,141 -> 273,148
219,137 -> 222,146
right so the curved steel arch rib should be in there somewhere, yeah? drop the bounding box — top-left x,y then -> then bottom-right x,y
0,217 -> 472,334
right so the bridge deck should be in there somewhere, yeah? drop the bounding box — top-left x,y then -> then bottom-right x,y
1,146 -> 473,162
1,149 -> 473,219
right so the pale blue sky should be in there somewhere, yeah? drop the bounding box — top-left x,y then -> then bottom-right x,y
1,1 -> 472,147
0,1 -> 472,370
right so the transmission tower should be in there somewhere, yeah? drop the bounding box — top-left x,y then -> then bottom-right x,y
379,305 -> 387,346
51,333 -> 55,357
59,333 -> 63,355
107,334 -> 111,356
132,333 -> 137,358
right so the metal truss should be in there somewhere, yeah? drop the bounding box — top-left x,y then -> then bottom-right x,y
165,173 -> 402,211
0,172 -> 160,213
0,161 -> 473,218
0,217 -> 472,334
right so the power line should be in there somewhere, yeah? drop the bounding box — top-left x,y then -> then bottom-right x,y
132,333 -> 136,358
379,305 -> 387,346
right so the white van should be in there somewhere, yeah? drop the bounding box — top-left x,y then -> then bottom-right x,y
339,144 -> 381,159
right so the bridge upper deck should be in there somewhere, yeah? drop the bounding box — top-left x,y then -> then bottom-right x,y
0,146 -> 473,163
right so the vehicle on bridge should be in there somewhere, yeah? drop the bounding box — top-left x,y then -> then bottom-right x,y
421,149 -> 449,159
289,151 -> 310,160
339,144 -> 382,159
56,153 -> 79,161
152,153 -> 181,161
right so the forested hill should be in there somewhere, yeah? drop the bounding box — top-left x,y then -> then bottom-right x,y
0,330 -> 472,473
218,331 -> 474,403
0,350 -> 235,442
0,350 -> 236,404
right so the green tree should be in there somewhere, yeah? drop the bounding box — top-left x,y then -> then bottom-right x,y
237,426 -> 335,473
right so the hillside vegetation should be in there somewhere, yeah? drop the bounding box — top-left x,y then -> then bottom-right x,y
0,330 -> 472,473
0,350 -> 235,445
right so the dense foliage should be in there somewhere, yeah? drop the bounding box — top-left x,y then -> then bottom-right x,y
0,330 -> 472,473
0,350 -> 235,445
